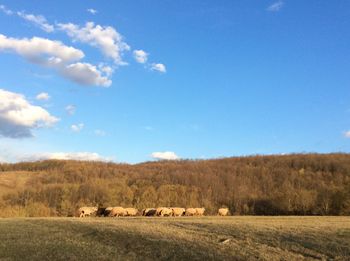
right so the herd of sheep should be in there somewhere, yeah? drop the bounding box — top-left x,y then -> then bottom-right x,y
77,206 -> 230,217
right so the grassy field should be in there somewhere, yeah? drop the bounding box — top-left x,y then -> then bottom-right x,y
0,217 -> 349,260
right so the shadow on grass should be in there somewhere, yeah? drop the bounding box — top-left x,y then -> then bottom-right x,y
0,218 -> 237,261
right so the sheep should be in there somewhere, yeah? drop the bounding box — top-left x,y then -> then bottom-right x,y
195,207 -> 205,216
218,208 -> 229,216
171,207 -> 185,217
142,208 -> 157,216
159,208 -> 172,217
77,207 -> 98,217
125,208 -> 138,216
185,208 -> 196,216
109,207 -> 127,217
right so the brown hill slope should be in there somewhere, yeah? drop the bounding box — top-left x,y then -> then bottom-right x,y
0,153 -> 349,217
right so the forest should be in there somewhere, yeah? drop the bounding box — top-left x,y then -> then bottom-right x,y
0,153 -> 349,217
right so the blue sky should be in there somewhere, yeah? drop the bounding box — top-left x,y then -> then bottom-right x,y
0,1 -> 349,163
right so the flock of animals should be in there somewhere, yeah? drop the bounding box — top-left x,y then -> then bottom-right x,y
77,206 -> 230,217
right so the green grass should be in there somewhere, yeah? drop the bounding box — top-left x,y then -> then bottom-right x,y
0,217 -> 349,260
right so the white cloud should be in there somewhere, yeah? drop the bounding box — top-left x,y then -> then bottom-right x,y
17,11 -> 54,32
87,8 -> 97,15
57,22 -> 130,65
65,105 -> 76,115
21,152 -> 110,161
344,131 -> 350,138
133,50 -> 148,64
151,151 -> 179,160
267,1 -> 284,12
0,141 -> 114,163
0,5 -> 13,15
151,63 -> 166,73
62,62 -> 112,87
0,89 -> 59,138
0,34 -> 112,87
71,123 -> 84,132
36,92 -> 50,101
0,34 -> 83,64
94,129 -> 106,136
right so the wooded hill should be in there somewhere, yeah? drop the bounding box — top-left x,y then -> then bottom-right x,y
0,153 -> 349,217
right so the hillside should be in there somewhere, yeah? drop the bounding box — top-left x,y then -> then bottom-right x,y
0,154 -> 350,217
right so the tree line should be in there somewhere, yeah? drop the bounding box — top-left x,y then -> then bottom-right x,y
0,153 -> 349,217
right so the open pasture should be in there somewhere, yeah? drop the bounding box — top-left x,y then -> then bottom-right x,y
0,216 -> 349,260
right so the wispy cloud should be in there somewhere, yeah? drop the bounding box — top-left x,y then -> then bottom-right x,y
87,8 -> 97,15
36,92 -> 50,101
31,72 -> 53,79
267,1 -> 284,12
344,131 -> 350,138
0,5 -> 13,15
17,11 -> 54,32
94,129 -> 106,136
71,123 -> 84,132
65,105 -> 76,115
21,152 -> 111,162
150,63 -> 166,73
0,144 -> 114,163
1,6 -> 54,32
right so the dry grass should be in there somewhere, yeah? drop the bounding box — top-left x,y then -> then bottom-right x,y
0,216 -> 349,260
